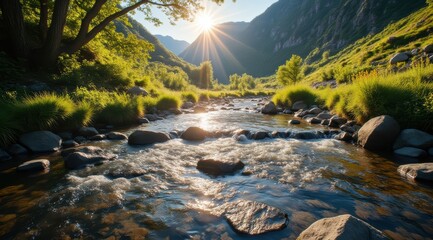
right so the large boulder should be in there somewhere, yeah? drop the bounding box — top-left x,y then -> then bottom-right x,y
64,152 -> 116,170
128,130 -> 170,145
398,163 -> 433,181
393,129 -> 433,150
394,147 -> 427,158
107,132 -> 128,140
78,127 -> 99,137
328,116 -> 347,128
222,200 -> 287,235
261,102 -> 278,115
17,159 -> 50,172
6,144 -> 28,156
317,112 -> 333,120
19,131 -> 62,153
357,115 -> 400,151
0,149 -> 12,161
390,53 -> 409,64
251,132 -> 269,140
127,86 -> 148,96
291,101 -> 307,111
197,159 -> 245,176
297,214 -> 388,240
181,127 -> 209,141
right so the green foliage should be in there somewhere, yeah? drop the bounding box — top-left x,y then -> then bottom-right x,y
156,95 -> 182,110
277,55 -> 304,85
145,62 -> 190,91
181,91 -> 199,103
0,104 -> 21,147
0,52 -> 24,81
190,61 -> 214,89
229,73 -> 257,91
272,85 -> 318,107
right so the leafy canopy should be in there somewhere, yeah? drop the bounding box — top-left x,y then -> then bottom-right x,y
277,55 -> 304,85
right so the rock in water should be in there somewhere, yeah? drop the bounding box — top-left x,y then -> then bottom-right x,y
19,131 -> 62,153
393,129 -> 433,150
252,132 -> 269,140
6,144 -> 28,156
78,127 -> 99,137
289,119 -> 301,125
128,130 -> 170,145
197,159 -> 244,176
291,101 -> 307,111
64,152 -> 116,170
297,214 -> 388,240
181,127 -> 209,141
261,102 -> 278,115
223,200 -> 287,235
394,147 -> 427,158
357,115 -> 400,151
107,132 -> 128,140
17,159 -> 50,172
398,163 -> 433,181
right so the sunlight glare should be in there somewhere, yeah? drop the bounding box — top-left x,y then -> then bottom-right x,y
195,12 -> 215,32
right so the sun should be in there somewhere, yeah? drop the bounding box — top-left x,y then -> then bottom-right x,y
195,12 -> 215,32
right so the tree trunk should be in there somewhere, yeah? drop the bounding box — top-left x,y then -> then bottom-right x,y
39,0 -> 48,42
0,0 -> 28,58
40,0 -> 70,68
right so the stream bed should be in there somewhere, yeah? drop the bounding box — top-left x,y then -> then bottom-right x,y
1,98 -> 433,239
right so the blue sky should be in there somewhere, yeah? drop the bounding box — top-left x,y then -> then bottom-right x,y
132,0 -> 279,43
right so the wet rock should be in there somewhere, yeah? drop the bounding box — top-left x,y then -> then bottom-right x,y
138,117 -> 150,124
289,119 -> 301,125
308,107 -> 322,115
127,86 -> 148,96
261,102 -> 278,115
394,147 -> 427,158
390,52 -> 409,64
17,159 -> 50,172
328,116 -> 347,128
235,134 -> 248,142
145,114 -> 162,121
197,159 -> 245,176
357,115 -> 400,151
78,127 -> 99,137
128,130 -> 170,145
193,106 -> 207,113
252,132 -> 269,140
393,129 -> 433,150
74,136 -> 87,144
89,134 -> 106,141
291,101 -> 307,111
61,146 -> 104,157
291,131 -> 324,140
307,117 -> 321,124
57,132 -> 73,141
272,131 -> 286,138
19,131 -> 62,153
223,200 -> 287,235
62,140 -> 79,148
283,109 -> 293,114
321,119 -> 330,125
340,124 -> 356,134
64,152 -> 116,170
181,101 -> 194,109
241,170 -> 253,176
169,108 -> 182,115
107,132 -> 128,140
297,214 -> 388,240
317,112 -> 333,120
294,110 -> 308,118
106,168 -> 147,179
398,163 -> 433,181
0,149 -> 12,161
6,144 -> 28,156
169,131 -> 179,139
181,127 -> 209,141
335,132 -> 353,142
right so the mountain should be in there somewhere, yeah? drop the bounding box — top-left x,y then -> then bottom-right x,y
180,0 -> 426,83
155,35 -> 190,55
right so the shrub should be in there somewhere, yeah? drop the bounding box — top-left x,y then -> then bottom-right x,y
0,104 -> 21,147
95,94 -> 144,126
142,96 -> 158,113
156,95 -> 182,110
60,103 -> 93,129
181,91 -> 199,103
272,85 -> 318,107
198,92 -> 210,102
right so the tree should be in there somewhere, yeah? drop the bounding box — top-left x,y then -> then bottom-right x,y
0,0 -> 227,68
199,61 -> 213,89
277,55 -> 303,85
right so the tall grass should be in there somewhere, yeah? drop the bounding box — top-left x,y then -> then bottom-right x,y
0,104 -> 21,147
156,94 -> 182,110
181,91 -> 199,103
272,85 -> 318,107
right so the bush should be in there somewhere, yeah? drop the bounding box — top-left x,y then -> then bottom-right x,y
198,92 -> 210,102
156,95 -> 182,110
60,103 -> 93,129
181,91 -> 199,103
0,104 -> 21,147
95,94 -> 144,126
272,85 -> 318,107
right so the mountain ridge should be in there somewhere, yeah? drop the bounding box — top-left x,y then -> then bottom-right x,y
155,35 -> 190,55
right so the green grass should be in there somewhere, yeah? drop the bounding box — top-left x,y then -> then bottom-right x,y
156,94 -> 182,110
0,104 -> 22,147
181,91 -> 199,103
272,85 -> 318,107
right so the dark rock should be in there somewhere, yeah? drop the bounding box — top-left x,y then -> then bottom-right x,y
145,114 -> 160,121
170,108 -> 182,115
128,130 -> 170,145
393,129 -> 433,150
181,101 -> 194,109
222,200 -> 287,235
193,106 -> 207,113
340,124 -> 356,134
308,107 -> 322,115
241,170 -> 253,176
78,127 -> 99,137
0,149 -> 12,161
127,86 -> 148,96
61,146 -> 104,157
390,53 -> 409,64
394,147 -> 427,158
64,152 -> 116,170
398,163 -> 433,181
233,129 -> 251,137
57,132 -> 73,141
106,132 -> 128,140
357,115 -> 400,151
252,132 -> 269,140
271,131 -> 285,138
321,119 -> 330,125
307,117 -> 321,124
292,131 -> 323,140
289,119 -> 301,125
19,131 -> 62,153
197,159 -> 245,176
62,140 -> 79,148
335,132 -> 353,142
89,134 -> 106,141
261,102 -> 278,115
297,214 -> 388,240
328,116 -> 347,128
283,109 -> 293,114
6,144 -> 28,156
169,131 -> 179,139
317,112 -> 333,120
291,101 -> 307,111
181,127 -> 209,141
73,136 -> 87,144
17,159 -> 50,172
294,110 -> 308,118
429,148 -> 433,156
234,134 -> 248,142
138,117 -> 150,124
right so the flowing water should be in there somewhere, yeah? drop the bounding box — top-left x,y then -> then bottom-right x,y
1,98 -> 433,240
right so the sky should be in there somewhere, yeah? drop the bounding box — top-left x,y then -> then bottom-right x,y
132,0 -> 279,43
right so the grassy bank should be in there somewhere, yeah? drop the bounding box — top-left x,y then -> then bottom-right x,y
273,64 -> 433,131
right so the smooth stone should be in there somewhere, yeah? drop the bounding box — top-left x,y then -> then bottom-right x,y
0,149 -> 12,161
321,119 -> 330,125
291,101 -> 307,111
340,124 -> 356,134
393,129 -> 433,150
138,117 -> 150,124
357,115 -> 400,151
193,106 -> 207,113
127,86 -> 148,96
61,146 -> 104,157
73,136 -> 87,144
181,101 -> 194,109
394,147 -> 427,158
6,144 -> 28,156
89,134 -> 106,141
297,214 -> 388,240
56,132 -> 73,141
283,109 -> 293,114
17,159 -> 50,172
106,132 -> 128,140
145,114 -> 160,121
64,152 -> 116,170
78,127 -> 99,137
233,129 -> 251,138
234,134 -> 248,142
181,127 -> 209,141
328,116 -> 347,128
197,159 -> 244,176
223,200 -> 287,235
252,132 -> 269,140
261,102 -> 278,115
289,119 -> 301,125
335,132 -> 353,142
128,130 -> 170,145
307,117 -> 321,124
398,163 -> 433,181
308,107 -> 322,115
317,112 -> 333,120
390,52 -> 409,64
19,131 -> 62,153
292,131 -> 323,140
62,140 -> 79,148
294,110 -> 308,118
